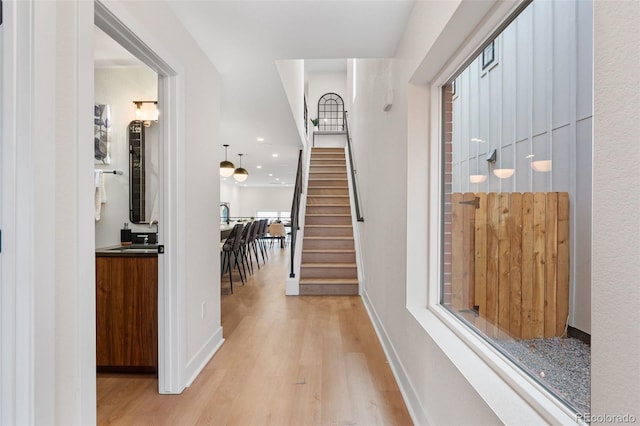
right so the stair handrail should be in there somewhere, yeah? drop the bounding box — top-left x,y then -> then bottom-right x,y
289,149 -> 304,278
344,111 -> 364,222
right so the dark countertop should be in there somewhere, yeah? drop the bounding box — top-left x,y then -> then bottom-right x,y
96,244 -> 159,257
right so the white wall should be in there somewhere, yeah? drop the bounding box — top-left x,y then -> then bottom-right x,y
276,59 -> 307,148
94,66 -> 158,248
220,182 -> 293,219
350,0 -> 639,423
306,71 -> 347,123
110,0 -> 224,379
5,0 -> 223,422
591,0 -> 640,418
220,180 -> 242,220
348,1 -> 504,423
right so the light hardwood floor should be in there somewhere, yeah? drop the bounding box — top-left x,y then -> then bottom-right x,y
97,247 -> 412,425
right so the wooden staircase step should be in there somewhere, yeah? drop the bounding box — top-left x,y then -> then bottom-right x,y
304,225 -> 353,237
309,173 -> 348,179
311,149 -> 344,153
300,264 -> 357,279
305,205 -> 351,215
305,214 -> 352,225
307,187 -> 349,196
307,195 -> 350,205
301,262 -> 356,267
309,156 -> 347,167
309,167 -> 347,173
299,278 -> 359,296
302,250 -> 356,263
299,278 -> 358,284
302,236 -> 354,249
308,179 -> 348,187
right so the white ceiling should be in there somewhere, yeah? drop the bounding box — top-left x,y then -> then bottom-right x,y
94,1 -> 416,187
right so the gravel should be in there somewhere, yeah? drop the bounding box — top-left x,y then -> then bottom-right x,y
497,337 -> 590,414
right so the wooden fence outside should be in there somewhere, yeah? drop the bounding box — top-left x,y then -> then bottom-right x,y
450,192 -> 569,339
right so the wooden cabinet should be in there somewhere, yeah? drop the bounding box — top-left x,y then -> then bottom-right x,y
96,255 -> 158,372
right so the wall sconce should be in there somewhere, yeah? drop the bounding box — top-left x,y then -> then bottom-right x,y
470,174 -> 487,183
220,144 -> 235,177
531,160 -> 552,172
493,168 -> 515,179
485,148 -> 497,163
133,101 -> 158,121
233,154 -> 249,182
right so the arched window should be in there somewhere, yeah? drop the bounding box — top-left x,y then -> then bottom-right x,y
317,93 -> 344,131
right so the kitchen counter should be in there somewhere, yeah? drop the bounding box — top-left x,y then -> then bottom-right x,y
96,244 -> 158,257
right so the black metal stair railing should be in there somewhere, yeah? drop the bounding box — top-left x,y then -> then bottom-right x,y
344,111 -> 364,222
289,149 -> 304,278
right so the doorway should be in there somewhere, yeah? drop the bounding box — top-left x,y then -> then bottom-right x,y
95,1 -> 182,394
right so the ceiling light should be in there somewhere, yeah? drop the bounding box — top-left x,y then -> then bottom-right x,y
256,165 -> 262,169
493,168 -> 515,179
531,160 -> 552,172
268,173 -> 273,177
233,154 -> 249,182
257,137 -> 264,142
272,153 -> 278,158
220,144 -> 235,177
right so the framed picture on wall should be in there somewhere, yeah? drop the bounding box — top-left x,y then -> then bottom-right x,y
94,103 -> 112,164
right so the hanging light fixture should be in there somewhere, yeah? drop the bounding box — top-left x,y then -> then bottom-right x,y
220,144 -> 235,177
233,154 -> 249,182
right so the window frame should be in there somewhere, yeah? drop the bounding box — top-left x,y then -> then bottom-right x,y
404,0 -> 582,423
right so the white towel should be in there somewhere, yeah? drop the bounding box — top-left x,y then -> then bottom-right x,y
94,170 -> 106,220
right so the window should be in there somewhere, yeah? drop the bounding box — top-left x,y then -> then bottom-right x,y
441,0 -> 592,415
317,92 -> 345,131
279,211 -> 291,223
256,211 -> 278,221
481,40 -> 495,69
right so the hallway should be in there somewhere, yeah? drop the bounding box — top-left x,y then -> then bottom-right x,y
97,248 -> 412,425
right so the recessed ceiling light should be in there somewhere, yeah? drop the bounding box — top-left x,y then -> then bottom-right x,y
256,165 -> 262,169
272,153 -> 278,158
268,173 -> 273,177
257,137 -> 264,142
275,177 -> 280,181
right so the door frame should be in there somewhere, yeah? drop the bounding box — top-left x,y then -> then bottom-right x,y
94,0 -> 187,394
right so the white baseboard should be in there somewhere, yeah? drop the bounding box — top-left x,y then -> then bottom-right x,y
184,326 -> 224,388
361,290 -> 429,426
285,276 -> 299,295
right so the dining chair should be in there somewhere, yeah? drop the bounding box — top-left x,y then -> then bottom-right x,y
268,222 -> 287,249
220,223 -> 245,293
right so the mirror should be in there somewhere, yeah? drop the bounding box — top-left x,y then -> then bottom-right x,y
129,120 -> 159,223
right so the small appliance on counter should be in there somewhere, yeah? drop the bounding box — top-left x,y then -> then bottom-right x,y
120,223 -> 132,246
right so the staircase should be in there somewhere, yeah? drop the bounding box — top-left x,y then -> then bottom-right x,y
299,147 -> 358,295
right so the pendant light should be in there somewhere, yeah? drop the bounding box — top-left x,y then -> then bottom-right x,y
233,154 -> 249,182
220,144 -> 235,177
